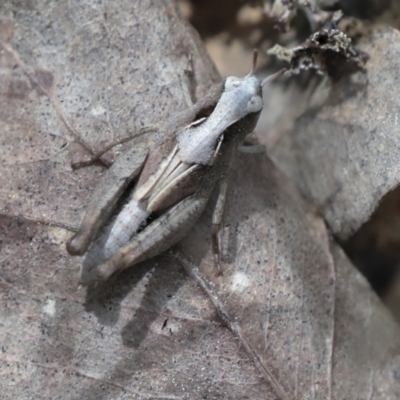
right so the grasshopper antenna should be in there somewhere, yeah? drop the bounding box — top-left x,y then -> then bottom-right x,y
261,68 -> 287,86
248,49 -> 258,76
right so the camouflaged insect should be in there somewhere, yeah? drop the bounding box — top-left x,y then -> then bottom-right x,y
67,51 -> 283,285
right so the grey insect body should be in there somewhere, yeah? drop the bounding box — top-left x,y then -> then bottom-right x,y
67,51 -> 279,285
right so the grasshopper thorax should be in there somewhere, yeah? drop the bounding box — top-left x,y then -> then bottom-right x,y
176,50 -> 265,166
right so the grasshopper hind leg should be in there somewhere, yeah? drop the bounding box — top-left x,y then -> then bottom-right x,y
83,189 -> 213,284
67,145 -> 149,256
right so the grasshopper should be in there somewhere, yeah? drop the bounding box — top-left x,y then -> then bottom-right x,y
67,50 -> 284,285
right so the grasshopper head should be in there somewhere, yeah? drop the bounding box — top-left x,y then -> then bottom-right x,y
222,50 -> 263,117
224,74 -> 263,114
220,50 -> 286,128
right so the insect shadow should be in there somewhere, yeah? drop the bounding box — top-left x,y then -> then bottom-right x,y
83,252 -> 188,348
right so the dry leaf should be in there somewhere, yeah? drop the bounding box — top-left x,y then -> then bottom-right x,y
2,2 -> 400,399
270,28 -> 400,240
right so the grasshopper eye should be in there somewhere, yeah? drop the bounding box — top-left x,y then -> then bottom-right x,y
247,95 -> 263,113
225,76 -> 241,91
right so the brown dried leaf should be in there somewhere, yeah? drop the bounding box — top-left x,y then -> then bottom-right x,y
179,152 -> 400,399
1,2 -> 400,400
270,28 -> 400,240
0,2 -> 269,399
